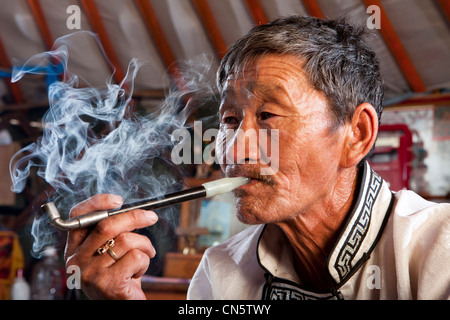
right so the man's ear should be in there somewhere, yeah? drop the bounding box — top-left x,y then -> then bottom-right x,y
340,103 -> 379,168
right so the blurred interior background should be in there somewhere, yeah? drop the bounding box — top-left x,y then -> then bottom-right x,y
0,0 -> 449,300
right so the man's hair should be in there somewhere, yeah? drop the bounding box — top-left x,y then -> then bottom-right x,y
217,15 -> 384,129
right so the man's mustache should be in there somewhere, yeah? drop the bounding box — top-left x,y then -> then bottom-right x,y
225,165 -> 277,186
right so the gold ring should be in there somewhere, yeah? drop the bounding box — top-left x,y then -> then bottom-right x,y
97,238 -> 115,255
107,247 -> 119,261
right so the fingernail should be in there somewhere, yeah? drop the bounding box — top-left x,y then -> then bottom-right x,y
146,211 -> 158,222
111,195 -> 123,206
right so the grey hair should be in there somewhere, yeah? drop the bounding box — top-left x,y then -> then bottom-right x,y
217,15 -> 384,129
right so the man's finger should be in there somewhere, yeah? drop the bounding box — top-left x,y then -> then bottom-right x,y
93,232 -> 156,268
70,208 -> 158,262
65,194 -> 123,259
70,194 -> 123,218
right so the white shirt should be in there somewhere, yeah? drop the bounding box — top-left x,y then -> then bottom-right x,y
187,162 -> 450,300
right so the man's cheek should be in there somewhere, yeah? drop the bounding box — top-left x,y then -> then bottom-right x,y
215,132 -> 227,168
260,129 -> 279,175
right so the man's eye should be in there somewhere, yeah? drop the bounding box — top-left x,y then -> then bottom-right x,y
260,112 -> 275,120
222,116 -> 239,125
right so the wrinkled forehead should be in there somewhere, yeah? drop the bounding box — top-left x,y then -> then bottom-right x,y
219,55 -> 313,103
220,53 -> 306,84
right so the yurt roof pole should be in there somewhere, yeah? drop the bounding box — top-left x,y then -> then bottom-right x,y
191,0 -> 228,60
0,34 -> 24,104
244,0 -> 269,25
26,0 -> 54,50
301,0 -> 325,19
80,0 -> 128,87
362,0 -> 427,93
134,0 -> 186,91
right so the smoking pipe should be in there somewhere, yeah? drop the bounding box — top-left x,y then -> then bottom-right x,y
41,177 -> 249,230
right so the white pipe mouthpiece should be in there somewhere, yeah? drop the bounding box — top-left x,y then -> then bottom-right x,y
202,177 -> 250,198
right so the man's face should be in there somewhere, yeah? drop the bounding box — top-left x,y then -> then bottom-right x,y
216,54 -> 348,225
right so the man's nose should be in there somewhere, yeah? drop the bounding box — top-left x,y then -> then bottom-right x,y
227,118 -> 260,164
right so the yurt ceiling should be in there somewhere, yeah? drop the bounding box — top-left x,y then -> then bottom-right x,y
0,0 -> 449,131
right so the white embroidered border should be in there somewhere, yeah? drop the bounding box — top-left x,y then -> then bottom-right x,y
333,171 -> 382,281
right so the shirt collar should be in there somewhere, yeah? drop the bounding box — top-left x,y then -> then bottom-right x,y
257,161 -> 393,287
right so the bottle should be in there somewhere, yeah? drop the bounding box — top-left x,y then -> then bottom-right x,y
10,268 -> 31,300
30,246 -> 64,300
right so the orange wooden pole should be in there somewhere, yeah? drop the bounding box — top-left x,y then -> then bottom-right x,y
244,0 -> 269,25
134,0 -> 182,81
437,0 -> 450,24
191,0 -> 228,59
26,0 -> 54,50
27,0 -> 68,82
362,0 -> 427,92
0,34 -> 24,103
80,0 -> 127,85
301,0 -> 325,19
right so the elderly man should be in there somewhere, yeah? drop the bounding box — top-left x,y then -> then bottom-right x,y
65,16 -> 449,300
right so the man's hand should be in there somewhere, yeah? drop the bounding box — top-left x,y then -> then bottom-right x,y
64,194 -> 158,299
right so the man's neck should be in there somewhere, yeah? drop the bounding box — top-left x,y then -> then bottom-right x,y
275,166 -> 361,292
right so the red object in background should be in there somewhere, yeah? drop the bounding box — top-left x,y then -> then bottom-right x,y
368,124 -> 413,191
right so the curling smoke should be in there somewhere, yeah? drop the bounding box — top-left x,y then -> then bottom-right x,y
9,32 -> 216,257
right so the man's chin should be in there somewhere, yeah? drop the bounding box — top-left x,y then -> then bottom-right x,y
235,197 -> 269,225
231,177 -> 279,224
